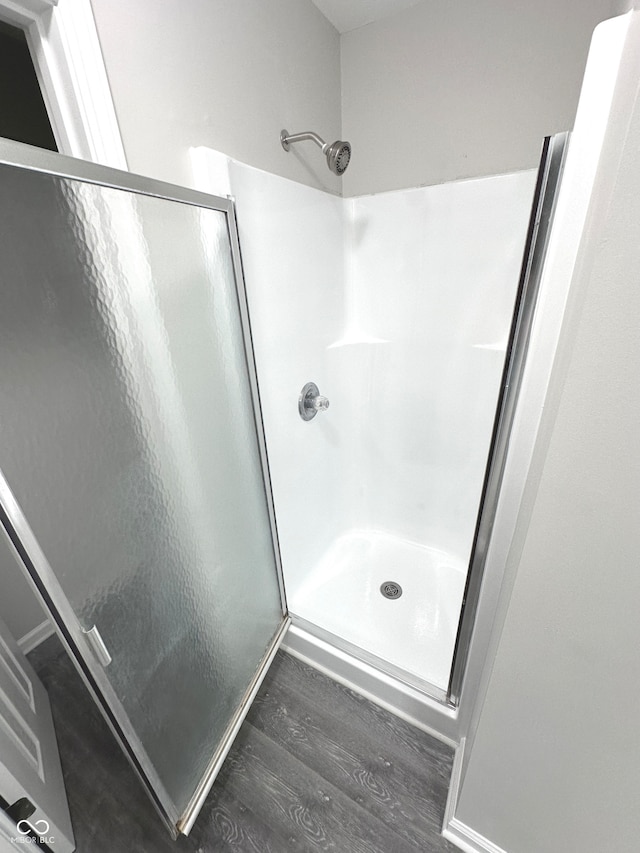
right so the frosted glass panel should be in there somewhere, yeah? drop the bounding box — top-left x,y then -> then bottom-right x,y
0,163 -> 283,817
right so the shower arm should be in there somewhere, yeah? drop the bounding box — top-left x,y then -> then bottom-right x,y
280,130 -> 328,153
280,128 -> 351,176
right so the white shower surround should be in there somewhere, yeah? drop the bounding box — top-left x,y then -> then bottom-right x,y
192,148 -> 536,692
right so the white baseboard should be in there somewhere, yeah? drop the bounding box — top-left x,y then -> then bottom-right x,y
18,619 -> 55,654
443,738 -> 509,853
445,819 -> 509,853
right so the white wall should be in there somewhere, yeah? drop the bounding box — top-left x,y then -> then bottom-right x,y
454,11 -> 640,851
341,0 -> 628,195
89,0 -> 342,194
88,0 -> 627,198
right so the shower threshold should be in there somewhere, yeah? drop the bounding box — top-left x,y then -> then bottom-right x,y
282,615 -> 459,744
290,613 -> 449,704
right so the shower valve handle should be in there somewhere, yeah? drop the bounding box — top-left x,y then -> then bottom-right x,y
310,395 -> 330,412
299,382 -> 330,421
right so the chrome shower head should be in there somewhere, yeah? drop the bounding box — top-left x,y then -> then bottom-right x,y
280,129 -> 351,176
324,139 -> 351,176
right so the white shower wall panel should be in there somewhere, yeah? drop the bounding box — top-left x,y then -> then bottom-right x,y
345,171 -> 537,563
224,162 -> 350,595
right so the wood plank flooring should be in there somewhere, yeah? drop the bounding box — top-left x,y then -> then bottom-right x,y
29,636 -> 457,852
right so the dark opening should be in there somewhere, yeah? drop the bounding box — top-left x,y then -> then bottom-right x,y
0,19 -> 57,151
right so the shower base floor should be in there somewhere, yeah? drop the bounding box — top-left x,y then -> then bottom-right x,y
289,529 -> 467,693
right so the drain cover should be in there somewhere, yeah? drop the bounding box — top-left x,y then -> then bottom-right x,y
380,581 -> 402,600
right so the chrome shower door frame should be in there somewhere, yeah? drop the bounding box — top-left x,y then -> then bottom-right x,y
0,137 -> 289,837
447,132 -> 569,708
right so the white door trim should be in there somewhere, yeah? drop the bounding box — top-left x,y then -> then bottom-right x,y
0,0 -> 127,168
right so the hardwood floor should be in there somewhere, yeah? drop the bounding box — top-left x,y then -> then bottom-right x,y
30,636 -> 457,852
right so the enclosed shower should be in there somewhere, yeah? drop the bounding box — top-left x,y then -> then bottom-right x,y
193,137 -> 541,701
0,123 -> 557,837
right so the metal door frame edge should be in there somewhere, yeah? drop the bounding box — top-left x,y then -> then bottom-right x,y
226,201 -> 289,613
0,138 -> 231,213
447,132 -> 570,706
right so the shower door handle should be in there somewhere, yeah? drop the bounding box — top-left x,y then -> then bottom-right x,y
81,624 -> 112,667
299,382 -> 330,421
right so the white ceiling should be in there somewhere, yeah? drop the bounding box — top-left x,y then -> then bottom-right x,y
311,0 -> 423,34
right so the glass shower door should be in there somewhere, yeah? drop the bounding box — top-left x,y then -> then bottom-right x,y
0,140 -> 287,835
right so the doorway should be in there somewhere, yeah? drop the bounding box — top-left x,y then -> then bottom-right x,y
0,18 -> 57,151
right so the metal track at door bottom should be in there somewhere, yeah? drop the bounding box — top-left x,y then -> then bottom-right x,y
176,615 -> 291,836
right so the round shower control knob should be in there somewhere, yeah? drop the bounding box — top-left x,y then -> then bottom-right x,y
310,395 -> 330,412
299,382 -> 330,421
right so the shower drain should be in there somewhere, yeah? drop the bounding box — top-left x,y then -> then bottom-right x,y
380,581 -> 403,600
